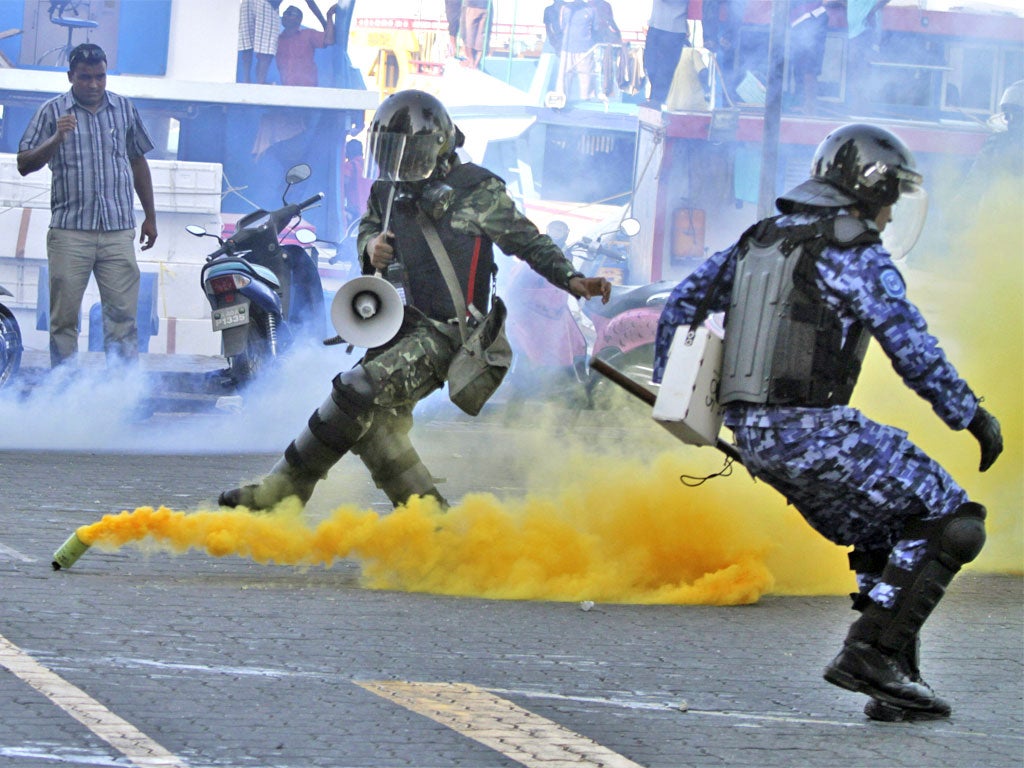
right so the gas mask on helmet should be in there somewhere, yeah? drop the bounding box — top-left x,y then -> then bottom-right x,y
393,177 -> 456,221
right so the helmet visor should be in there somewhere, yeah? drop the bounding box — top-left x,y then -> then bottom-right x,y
365,131 -> 442,182
881,184 -> 927,260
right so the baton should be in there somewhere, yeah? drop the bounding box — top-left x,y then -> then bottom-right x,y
589,357 -> 743,465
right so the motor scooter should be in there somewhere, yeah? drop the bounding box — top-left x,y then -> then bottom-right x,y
0,284 -> 22,389
568,218 -> 674,396
504,221 -> 590,394
504,218 -> 672,404
188,163 -> 326,386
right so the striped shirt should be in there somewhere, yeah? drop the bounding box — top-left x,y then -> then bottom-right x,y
19,90 -> 154,231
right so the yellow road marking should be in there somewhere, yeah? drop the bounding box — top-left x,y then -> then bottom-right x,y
357,680 -> 645,768
0,633 -> 188,768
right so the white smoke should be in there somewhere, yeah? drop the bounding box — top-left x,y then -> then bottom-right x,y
0,341 -> 365,453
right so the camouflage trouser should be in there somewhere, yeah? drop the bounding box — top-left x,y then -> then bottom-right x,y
728,405 -> 968,601
342,314 -> 460,505
359,313 -> 460,414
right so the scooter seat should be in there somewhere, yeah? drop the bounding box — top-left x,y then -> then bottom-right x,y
52,17 -> 98,29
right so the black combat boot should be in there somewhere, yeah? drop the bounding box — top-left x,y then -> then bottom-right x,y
863,637 -> 952,721
823,641 -> 936,709
826,503 -> 986,713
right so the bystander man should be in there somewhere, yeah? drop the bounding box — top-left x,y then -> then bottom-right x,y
17,43 -> 157,368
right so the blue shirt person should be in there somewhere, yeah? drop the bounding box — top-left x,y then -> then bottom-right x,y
18,43 -> 157,367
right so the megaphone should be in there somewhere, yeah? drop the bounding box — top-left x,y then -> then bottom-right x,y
330,275 -> 404,348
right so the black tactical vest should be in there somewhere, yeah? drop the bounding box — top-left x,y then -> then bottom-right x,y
370,162 -> 499,323
718,214 -> 880,407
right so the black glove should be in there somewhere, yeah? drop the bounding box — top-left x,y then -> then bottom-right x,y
967,406 -> 1003,472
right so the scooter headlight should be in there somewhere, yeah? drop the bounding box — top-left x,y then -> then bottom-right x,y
206,274 -> 251,295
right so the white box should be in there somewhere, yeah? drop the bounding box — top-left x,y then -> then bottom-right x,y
145,160 -> 223,215
0,154 -> 222,215
652,325 -> 725,446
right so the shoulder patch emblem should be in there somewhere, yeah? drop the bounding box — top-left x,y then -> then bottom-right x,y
879,267 -> 906,299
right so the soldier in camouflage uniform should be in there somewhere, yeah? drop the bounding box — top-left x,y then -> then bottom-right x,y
220,89 -> 610,511
653,124 -> 1003,721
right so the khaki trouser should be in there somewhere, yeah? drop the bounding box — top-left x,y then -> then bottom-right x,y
46,228 -> 139,367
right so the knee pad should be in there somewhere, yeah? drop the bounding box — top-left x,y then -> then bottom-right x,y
903,501 -> 987,572
850,502 -> 987,653
848,546 -> 889,575
335,365 -> 376,401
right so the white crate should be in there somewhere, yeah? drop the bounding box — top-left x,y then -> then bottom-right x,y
0,154 -> 223,215
147,160 -> 223,215
0,156 -> 51,210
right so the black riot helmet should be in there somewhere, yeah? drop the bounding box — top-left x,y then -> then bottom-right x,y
777,123 -> 923,217
365,89 -> 459,183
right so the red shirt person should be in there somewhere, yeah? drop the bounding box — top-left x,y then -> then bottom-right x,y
276,1 -> 336,86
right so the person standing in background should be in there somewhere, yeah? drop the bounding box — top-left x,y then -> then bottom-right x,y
543,0 -> 566,54
559,0 -> 597,100
239,0 -> 283,84
590,0 -> 622,101
276,1 -> 336,87
701,0 -> 747,103
445,0 -> 462,58
461,0 -> 492,68
643,0 -> 690,108
957,80 -> 1024,210
789,1 -> 831,114
846,0 -> 890,113
17,43 -> 157,368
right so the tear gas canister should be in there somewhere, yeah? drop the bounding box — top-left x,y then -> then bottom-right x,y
52,530 -> 90,570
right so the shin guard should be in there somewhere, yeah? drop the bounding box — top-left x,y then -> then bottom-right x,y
352,413 -> 446,508
847,502 -> 986,654
221,371 -> 375,510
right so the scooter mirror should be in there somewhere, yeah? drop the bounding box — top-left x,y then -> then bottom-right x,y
294,228 -> 317,245
286,163 -> 312,185
186,225 -> 208,237
619,217 -> 641,237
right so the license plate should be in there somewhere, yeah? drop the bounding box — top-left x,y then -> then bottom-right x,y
211,302 -> 249,331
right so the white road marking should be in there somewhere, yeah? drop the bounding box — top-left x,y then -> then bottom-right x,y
0,634 -> 188,768
0,541 -> 36,562
492,686 -> 1024,741
358,679 -> 645,768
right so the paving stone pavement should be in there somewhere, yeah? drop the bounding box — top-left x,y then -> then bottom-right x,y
0,358 -> 1021,768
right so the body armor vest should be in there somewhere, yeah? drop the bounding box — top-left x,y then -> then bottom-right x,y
371,162 -> 498,323
718,215 -> 879,407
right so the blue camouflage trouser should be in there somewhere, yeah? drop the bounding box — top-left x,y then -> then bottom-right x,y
728,405 -> 968,604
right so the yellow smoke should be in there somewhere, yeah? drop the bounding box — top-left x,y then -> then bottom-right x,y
75,445 -> 851,605
71,181 -> 1020,601
853,186 -> 1023,574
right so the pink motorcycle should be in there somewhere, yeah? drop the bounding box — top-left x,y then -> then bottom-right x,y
504,219 -> 672,405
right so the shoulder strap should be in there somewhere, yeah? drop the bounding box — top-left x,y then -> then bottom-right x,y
417,210 -> 470,343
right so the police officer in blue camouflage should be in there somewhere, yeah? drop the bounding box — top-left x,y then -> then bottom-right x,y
220,89 -> 611,512
653,123 -> 1003,721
